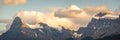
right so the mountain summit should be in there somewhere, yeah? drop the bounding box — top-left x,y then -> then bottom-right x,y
77,12 -> 120,40
0,17 -> 73,40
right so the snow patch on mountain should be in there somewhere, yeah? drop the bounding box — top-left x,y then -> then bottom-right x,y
93,15 -> 119,19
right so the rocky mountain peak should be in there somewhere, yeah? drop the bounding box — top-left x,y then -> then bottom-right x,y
77,12 -> 120,40
9,17 -> 23,31
0,16 -> 73,40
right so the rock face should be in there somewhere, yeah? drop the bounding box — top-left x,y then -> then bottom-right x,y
95,34 -> 120,40
77,12 -> 120,40
0,17 -> 73,40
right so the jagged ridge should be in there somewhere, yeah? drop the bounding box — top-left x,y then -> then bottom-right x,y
0,17 -> 73,40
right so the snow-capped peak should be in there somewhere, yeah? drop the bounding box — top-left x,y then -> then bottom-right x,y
102,15 -> 119,19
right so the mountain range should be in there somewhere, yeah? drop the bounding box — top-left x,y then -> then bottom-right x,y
0,12 -> 120,40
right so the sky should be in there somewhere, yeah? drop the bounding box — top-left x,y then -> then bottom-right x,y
0,0 -> 120,19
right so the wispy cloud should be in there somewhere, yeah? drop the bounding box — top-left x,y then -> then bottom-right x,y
0,19 -> 11,23
83,5 -> 115,16
3,0 -> 27,5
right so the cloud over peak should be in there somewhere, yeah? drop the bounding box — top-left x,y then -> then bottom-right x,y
16,11 -> 78,31
14,5 -> 96,31
10,5 -> 118,31
83,5 -> 115,16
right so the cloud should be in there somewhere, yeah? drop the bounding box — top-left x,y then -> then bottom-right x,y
13,5 -> 117,31
3,0 -> 27,5
0,25 -> 7,35
83,5 -> 115,16
0,19 -> 11,23
16,11 -> 79,31
54,5 -> 92,27
16,5 -> 92,30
